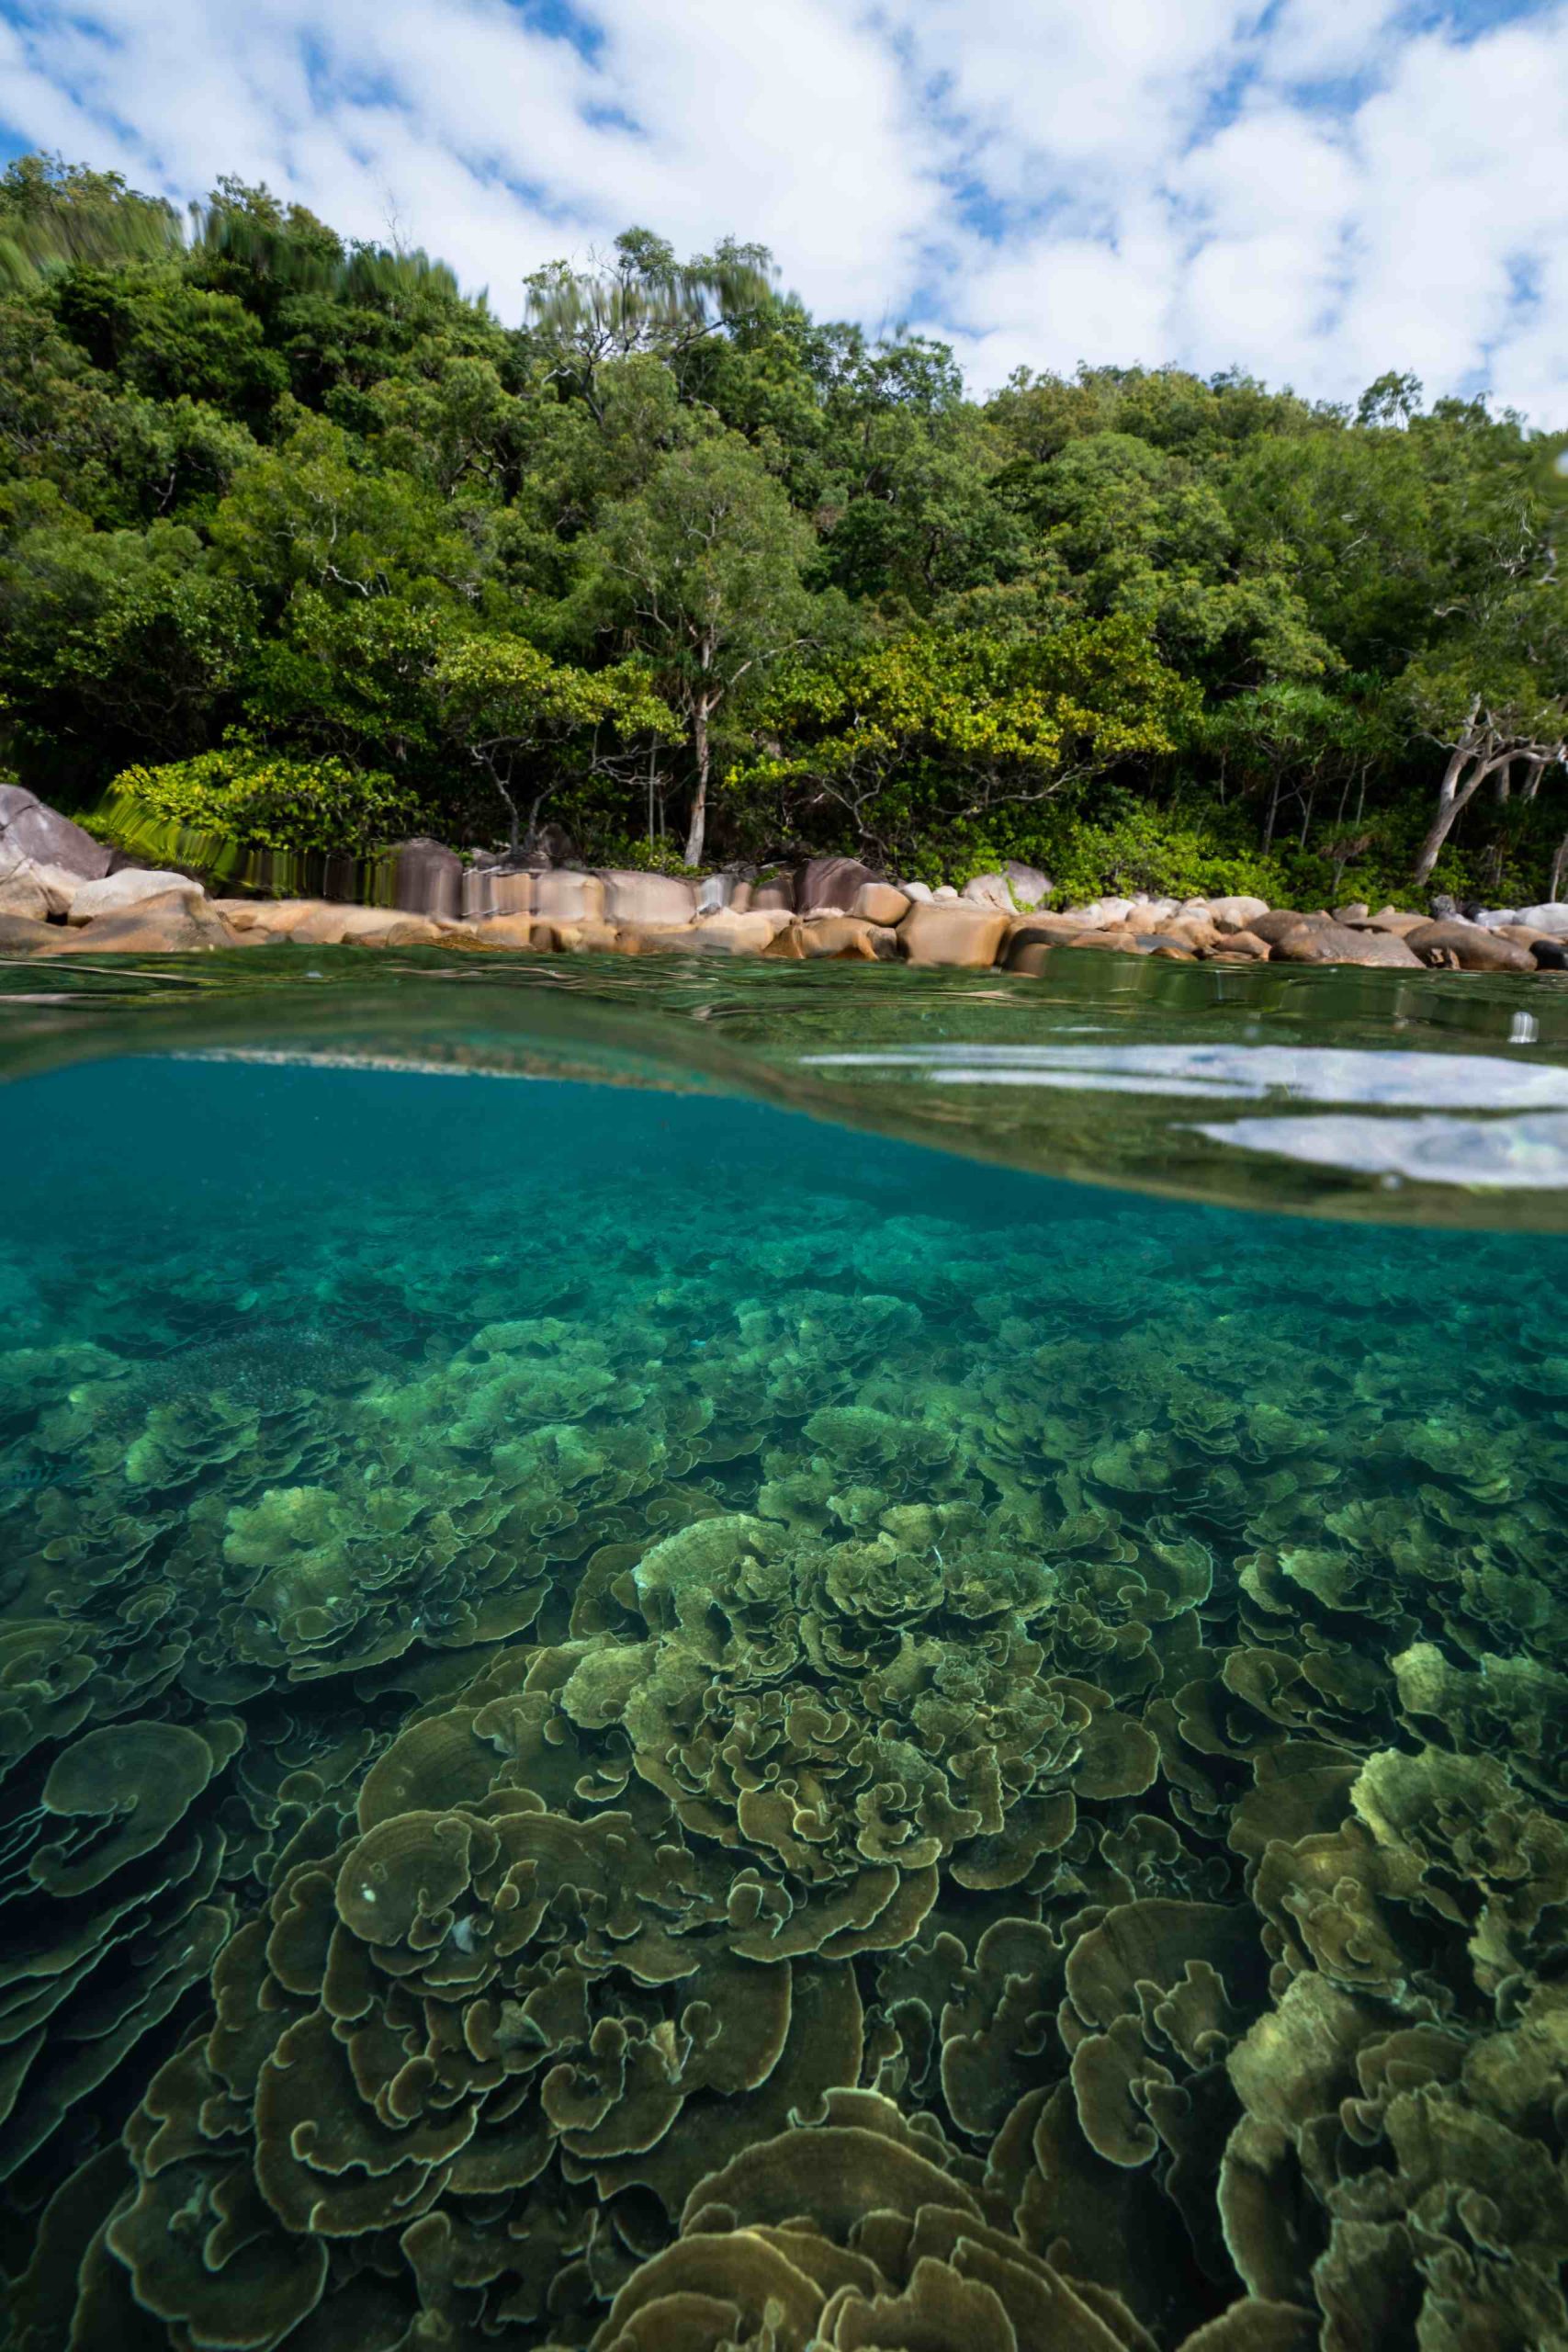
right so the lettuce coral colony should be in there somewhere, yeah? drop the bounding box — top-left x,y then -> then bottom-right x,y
2,1126 -> 1566,2352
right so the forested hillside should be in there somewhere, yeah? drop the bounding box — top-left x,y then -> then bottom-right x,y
3,151 -> 1565,905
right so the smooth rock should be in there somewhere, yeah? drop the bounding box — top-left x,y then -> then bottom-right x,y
378,917 -> 445,947
750,872 -> 795,912
900,880 -> 934,904
0,786 -> 113,880
453,913 -> 541,950
1270,922 -> 1422,967
1248,910 -> 1323,945
41,893 -> 240,954
1332,902 -> 1371,924
692,910 -> 791,954
1079,896 -> 1137,928
1516,904 -> 1568,934
0,911 -> 56,950
1002,919 -> 1088,976
597,870 -> 698,925
1533,940 -> 1568,969
530,871 -> 605,925
462,866 -> 535,921
1205,895 -> 1271,932
286,905 -> 355,945
1004,861 -> 1051,910
67,868 -> 201,924
1404,919 -> 1536,973
389,837 -> 462,921
797,916 -> 895,961
695,875 -> 731,915
1208,931 -> 1271,960
931,885 -> 961,903
1066,929 -> 1154,954
728,881 -> 753,913
0,865 -> 52,923
1156,916 -> 1222,953
961,872 -> 1014,910
852,882 -> 912,926
1357,908 -> 1427,935
897,903 -> 1010,966
795,855 -> 878,914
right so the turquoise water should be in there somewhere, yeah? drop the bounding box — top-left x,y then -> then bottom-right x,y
3,967 -> 1568,2351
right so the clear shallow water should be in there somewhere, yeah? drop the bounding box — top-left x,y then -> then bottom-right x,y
2,957 -> 1568,2351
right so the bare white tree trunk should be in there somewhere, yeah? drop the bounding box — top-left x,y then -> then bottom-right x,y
1411,743 -> 1489,886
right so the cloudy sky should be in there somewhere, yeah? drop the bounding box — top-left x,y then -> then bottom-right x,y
1,0 -> 1564,418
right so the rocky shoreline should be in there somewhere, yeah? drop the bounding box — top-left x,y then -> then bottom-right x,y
3,788 -> 1566,973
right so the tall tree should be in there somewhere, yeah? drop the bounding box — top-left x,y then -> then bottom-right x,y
577,432 -> 815,864
432,633 -> 677,852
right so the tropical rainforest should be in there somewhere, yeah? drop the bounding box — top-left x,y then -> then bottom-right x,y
2,150 -> 1566,907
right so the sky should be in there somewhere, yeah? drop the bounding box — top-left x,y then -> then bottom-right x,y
1,0 -> 1565,419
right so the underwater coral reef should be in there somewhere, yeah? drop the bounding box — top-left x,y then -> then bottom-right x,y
2,1110 -> 1567,2352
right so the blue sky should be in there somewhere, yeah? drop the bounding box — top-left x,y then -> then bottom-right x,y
2,0 -> 1565,418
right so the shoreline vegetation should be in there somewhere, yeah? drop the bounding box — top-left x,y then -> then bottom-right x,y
1,153 -> 1566,917
3,786 -> 1566,973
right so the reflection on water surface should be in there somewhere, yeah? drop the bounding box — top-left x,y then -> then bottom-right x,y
1,956 -> 1567,2349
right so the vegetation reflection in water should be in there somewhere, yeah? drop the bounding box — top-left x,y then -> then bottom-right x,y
1,999 -> 1568,2351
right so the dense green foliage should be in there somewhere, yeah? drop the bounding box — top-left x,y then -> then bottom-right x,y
101,747 -> 420,859
3,152 -> 1566,899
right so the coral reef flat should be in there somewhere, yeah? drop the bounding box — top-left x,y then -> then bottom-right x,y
2,1054 -> 1567,2351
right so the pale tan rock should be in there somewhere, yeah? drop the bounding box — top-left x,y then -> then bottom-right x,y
1332,901 -> 1371,924
1208,930 -> 1271,960
0,858 -> 79,920
596,870 -> 698,925
797,916 -> 896,961
1066,929 -> 1154,954
1404,919 -> 1535,973
760,920 -> 807,959
728,881 -> 753,912
1205,895 -> 1271,932
851,881 -> 912,926
67,868 -> 203,924
0,865 -> 51,923
1357,909 -> 1427,935
462,867 -> 536,921
0,911 -> 55,949
897,903 -> 1010,966
40,892 -> 240,954
529,871 -> 605,924
447,912 -> 542,950
1270,922 -> 1422,967
693,910 -> 792,953
286,905 -> 355,945
1156,916 -> 1222,952
217,899 -> 314,935
960,872 -> 1013,910
378,918 -> 444,947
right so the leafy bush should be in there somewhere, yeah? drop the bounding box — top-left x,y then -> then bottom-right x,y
97,745 -> 423,859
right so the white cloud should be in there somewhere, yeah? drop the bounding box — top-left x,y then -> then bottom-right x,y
0,0 -> 1564,420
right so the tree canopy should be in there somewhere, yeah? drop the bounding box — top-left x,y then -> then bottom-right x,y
2,148 -> 1566,901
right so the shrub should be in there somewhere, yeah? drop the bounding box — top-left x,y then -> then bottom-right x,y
97,746 -> 423,860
